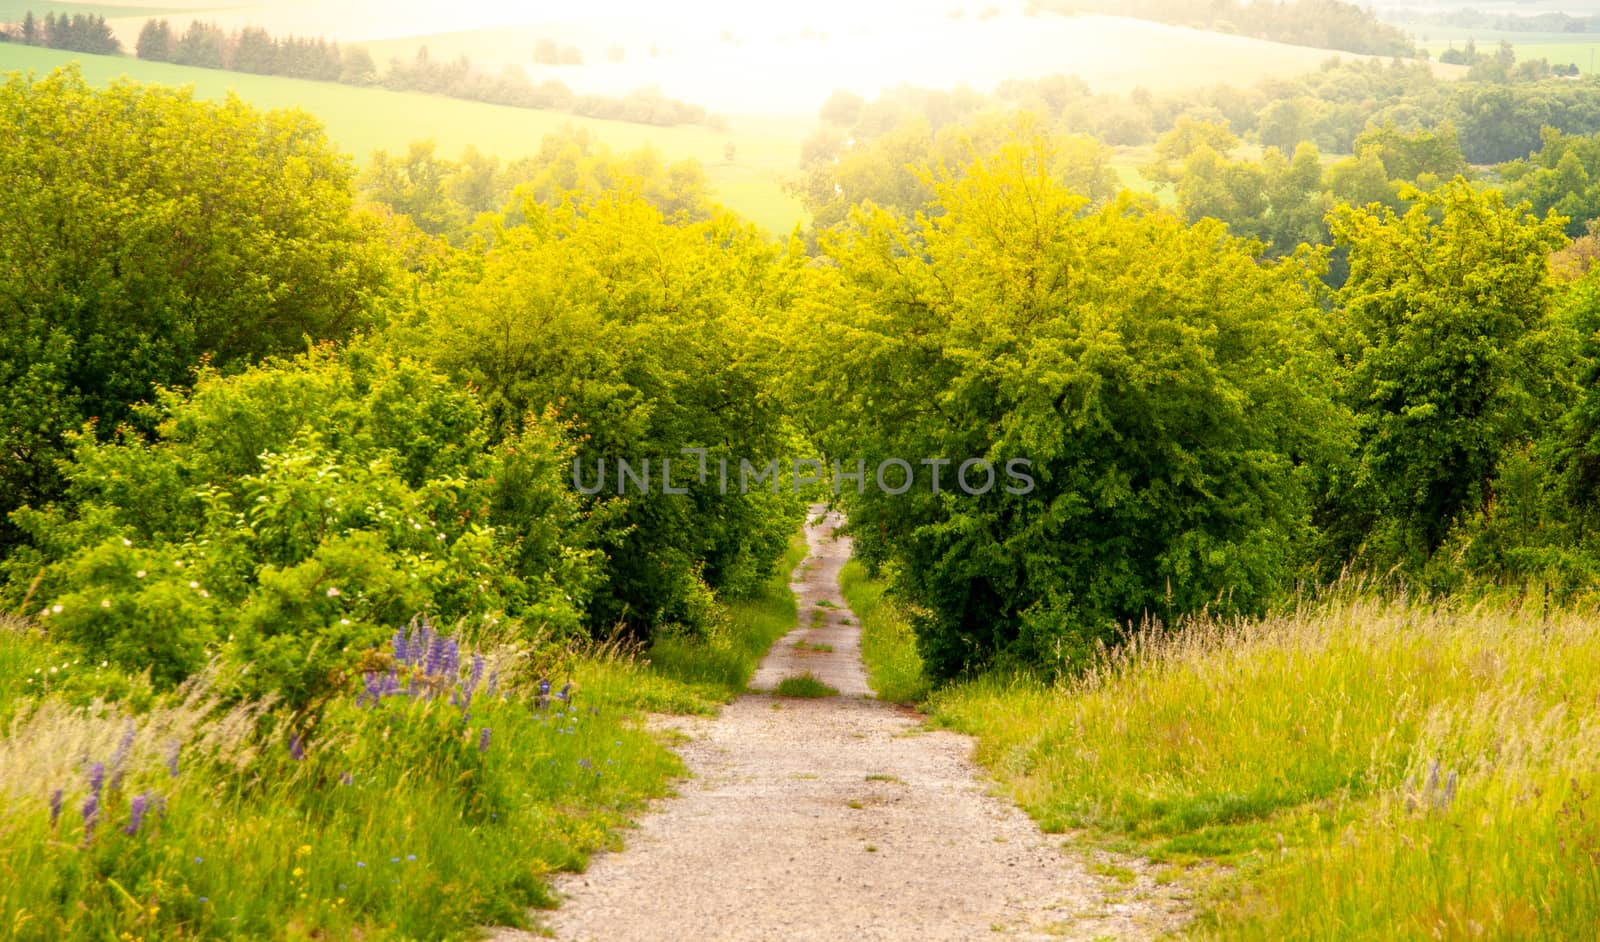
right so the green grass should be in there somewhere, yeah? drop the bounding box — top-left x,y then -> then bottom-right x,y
0,44 -> 808,234
838,560 -> 929,704
772,673 -> 839,698
0,532 -> 811,940
927,593 -> 1600,939
642,531 -> 808,708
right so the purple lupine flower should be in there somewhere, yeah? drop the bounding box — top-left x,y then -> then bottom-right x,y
535,678 -> 551,710
48,788 -> 63,828
486,669 -> 499,698
392,626 -> 408,663
123,793 -> 149,836
425,636 -> 445,679
478,727 -> 491,753
109,722 -> 136,791
556,682 -> 571,704
167,740 -> 181,778
340,771 -> 353,786
467,654 -> 485,696
411,619 -> 434,666
81,763 -> 104,843
443,639 -> 460,678
288,732 -> 305,761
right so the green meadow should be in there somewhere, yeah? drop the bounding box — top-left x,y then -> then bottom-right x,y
0,43 -> 810,233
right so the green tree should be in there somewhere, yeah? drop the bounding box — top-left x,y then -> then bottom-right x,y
793,133 -> 1346,677
134,19 -> 172,61
416,192 -> 802,637
1326,180 -> 1568,564
0,68 -> 391,558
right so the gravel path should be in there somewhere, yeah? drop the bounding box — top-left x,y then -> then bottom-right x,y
492,507 -> 1186,942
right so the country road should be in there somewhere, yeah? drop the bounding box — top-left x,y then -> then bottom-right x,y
492,507 -> 1186,942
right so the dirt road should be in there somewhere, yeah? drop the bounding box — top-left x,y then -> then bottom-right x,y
499,507 -> 1184,941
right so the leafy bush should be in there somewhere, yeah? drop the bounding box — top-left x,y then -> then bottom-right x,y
417,191 -> 804,641
13,347 -> 597,707
793,134 -> 1347,679
0,67 -> 393,554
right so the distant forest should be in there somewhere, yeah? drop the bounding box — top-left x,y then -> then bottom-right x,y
0,14 -> 722,129
1030,0 -> 1418,56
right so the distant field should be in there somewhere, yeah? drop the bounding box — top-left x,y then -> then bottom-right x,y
1418,36 -> 1600,73
0,44 -> 809,234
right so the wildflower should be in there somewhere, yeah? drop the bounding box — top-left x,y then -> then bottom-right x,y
194,857 -> 203,864
425,636 -> 445,677
135,570 -> 146,578
121,538 -> 131,547
406,854 -> 416,861
188,581 -> 199,589
391,626 -> 407,663
48,788 -> 63,828
556,682 -> 572,704
536,679 -> 551,710
110,721 -> 136,791
82,764 -> 104,843
288,732 -> 305,761
340,771 -> 353,786
167,740 -> 181,778
100,599 -> 111,609
478,727 -> 491,753
326,586 -> 341,598
292,867 -> 304,878
50,604 -> 62,614
123,793 -> 149,836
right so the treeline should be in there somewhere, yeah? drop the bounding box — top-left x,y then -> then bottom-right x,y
1407,9 -> 1600,34
796,55 -> 1600,235
0,10 -> 118,54
120,16 -> 719,129
1030,0 -> 1416,56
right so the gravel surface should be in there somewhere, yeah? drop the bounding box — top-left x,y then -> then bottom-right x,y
488,507 -> 1187,942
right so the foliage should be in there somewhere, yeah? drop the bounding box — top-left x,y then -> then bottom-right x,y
412,189 -> 803,639
0,67 -> 390,556
358,131 -> 714,241
792,134 -> 1347,679
1325,181 -> 1570,568
10,348 -> 598,707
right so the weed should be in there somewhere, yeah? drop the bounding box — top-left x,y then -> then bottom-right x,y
773,673 -> 839,698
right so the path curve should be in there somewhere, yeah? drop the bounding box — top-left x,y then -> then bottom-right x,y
495,506 -> 1184,942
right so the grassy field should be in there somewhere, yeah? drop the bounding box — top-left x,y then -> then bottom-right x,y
0,44 -> 809,234
841,561 -> 1600,938
1414,30 -> 1600,73
0,530 -> 807,940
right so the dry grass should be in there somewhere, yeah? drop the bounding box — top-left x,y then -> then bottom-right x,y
931,589 -> 1600,939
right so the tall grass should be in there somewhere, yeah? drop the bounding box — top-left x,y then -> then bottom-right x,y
644,532 -> 808,703
0,530 -> 810,940
838,560 -> 929,703
929,591 -> 1600,939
